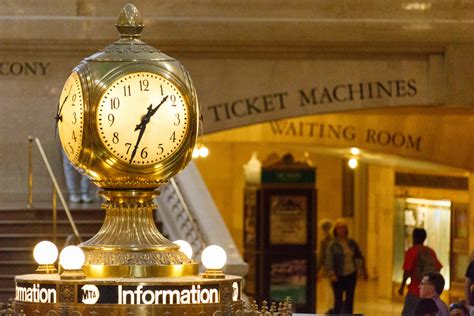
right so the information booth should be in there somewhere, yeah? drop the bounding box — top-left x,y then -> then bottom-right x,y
243,153 -> 317,312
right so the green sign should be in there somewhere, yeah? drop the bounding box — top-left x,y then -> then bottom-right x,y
261,169 -> 315,184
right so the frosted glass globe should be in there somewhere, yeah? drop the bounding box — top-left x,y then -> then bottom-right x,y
33,241 -> 58,265
199,146 -> 209,158
201,245 -> 227,269
173,240 -> 193,259
348,158 -> 358,169
59,246 -> 85,270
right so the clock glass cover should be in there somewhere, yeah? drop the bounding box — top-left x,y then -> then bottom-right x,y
57,72 -> 84,163
97,71 -> 189,166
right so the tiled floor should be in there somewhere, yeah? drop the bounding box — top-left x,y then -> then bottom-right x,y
316,278 -> 403,316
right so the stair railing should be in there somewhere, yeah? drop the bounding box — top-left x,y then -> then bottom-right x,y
27,136 -> 81,243
158,179 -> 208,257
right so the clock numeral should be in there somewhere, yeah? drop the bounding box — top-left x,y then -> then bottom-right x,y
68,145 -> 74,154
170,95 -> 177,106
173,113 -> 180,126
160,84 -> 164,96
72,112 -> 77,124
108,114 -> 115,127
72,130 -> 77,142
110,97 -> 120,110
141,147 -> 148,159
72,94 -> 77,103
157,143 -> 164,155
140,79 -> 149,91
123,84 -> 131,96
170,131 -> 176,142
125,142 -> 132,154
112,132 -> 119,144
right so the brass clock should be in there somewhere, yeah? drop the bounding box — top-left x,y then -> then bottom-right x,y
97,71 -> 189,166
55,4 -> 200,278
56,72 -> 84,163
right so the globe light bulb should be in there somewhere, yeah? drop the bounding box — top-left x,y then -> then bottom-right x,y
199,146 -> 209,158
192,147 -> 200,158
173,240 -> 193,259
59,246 -> 85,270
348,158 -> 358,169
350,147 -> 360,155
201,245 -> 227,270
33,241 -> 58,265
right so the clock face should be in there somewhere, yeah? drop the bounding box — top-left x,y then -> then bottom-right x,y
57,72 -> 84,163
97,72 -> 189,166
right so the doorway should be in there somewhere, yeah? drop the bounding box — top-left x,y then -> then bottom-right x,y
393,197 -> 451,289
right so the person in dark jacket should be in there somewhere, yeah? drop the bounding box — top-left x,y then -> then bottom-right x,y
324,218 -> 367,314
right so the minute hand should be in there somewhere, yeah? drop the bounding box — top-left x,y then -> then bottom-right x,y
129,95 -> 169,163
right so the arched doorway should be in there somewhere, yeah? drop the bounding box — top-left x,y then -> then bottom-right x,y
192,105 -> 473,310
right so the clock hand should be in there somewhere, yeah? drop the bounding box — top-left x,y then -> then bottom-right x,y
54,85 -> 72,135
129,95 -> 169,163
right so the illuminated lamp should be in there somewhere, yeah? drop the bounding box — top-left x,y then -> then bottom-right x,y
33,241 -> 58,274
192,147 -> 200,158
199,146 -> 209,158
59,245 -> 86,280
348,157 -> 358,169
201,245 -> 227,279
173,239 -> 193,259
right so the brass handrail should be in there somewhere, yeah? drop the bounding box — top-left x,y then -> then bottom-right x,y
27,136 -> 82,242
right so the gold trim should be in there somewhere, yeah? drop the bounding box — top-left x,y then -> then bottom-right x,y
35,264 -> 57,274
202,269 -> 226,279
83,261 -> 199,278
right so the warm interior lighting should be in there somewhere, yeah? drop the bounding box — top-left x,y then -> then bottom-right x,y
348,158 -> 358,169
350,147 -> 360,155
402,2 -> 432,11
173,239 -> 193,259
405,197 -> 451,207
201,245 -> 227,279
33,241 -> 58,274
192,145 -> 209,159
34,241 -> 58,265
199,146 -> 209,158
59,246 -> 86,279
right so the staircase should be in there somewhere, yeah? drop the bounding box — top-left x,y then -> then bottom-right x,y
0,203 -> 104,303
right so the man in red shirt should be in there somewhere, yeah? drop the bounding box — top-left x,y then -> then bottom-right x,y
398,228 -> 442,316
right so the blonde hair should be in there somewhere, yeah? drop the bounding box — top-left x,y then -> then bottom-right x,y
332,218 -> 349,237
318,218 -> 333,233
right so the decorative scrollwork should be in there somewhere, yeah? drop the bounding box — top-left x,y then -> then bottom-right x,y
59,284 -> 75,303
103,43 -> 159,54
87,250 -> 190,265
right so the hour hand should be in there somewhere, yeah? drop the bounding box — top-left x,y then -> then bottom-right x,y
134,105 -> 154,131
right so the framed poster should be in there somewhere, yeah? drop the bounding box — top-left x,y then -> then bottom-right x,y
269,258 -> 308,305
269,194 -> 308,245
262,188 -> 316,249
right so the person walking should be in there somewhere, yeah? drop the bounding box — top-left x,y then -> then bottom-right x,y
62,150 -> 94,203
399,228 -> 443,316
324,218 -> 367,314
463,255 -> 474,314
317,218 -> 333,276
418,272 -> 450,316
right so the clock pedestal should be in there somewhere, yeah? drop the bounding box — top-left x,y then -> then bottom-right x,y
80,190 -> 198,278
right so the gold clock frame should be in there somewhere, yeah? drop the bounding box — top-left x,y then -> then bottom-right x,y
70,62 -> 199,190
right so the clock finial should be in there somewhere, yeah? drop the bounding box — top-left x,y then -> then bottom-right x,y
116,3 -> 144,39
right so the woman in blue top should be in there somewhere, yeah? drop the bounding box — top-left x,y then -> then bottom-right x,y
324,219 -> 367,314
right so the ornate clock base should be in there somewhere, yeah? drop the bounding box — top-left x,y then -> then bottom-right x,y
15,274 -> 243,315
80,189 -> 198,278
